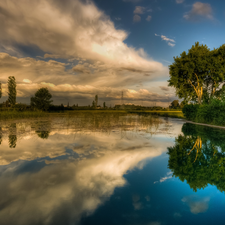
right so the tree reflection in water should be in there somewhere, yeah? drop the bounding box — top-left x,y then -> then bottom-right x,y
168,123 -> 225,192
8,123 -> 17,148
0,127 -> 2,145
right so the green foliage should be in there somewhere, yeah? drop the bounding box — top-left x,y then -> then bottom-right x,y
36,131 -> 50,139
169,42 -> 225,104
170,100 -> 180,109
0,127 -> 2,145
9,135 -> 17,148
95,95 -> 98,108
182,104 -> 200,121
30,88 -> 53,111
183,94 -> 225,125
0,83 -> 2,99
8,76 -> 17,106
103,102 -> 106,108
168,123 -> 225,193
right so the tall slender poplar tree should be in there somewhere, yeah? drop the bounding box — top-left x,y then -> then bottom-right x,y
95,95 -> 98,108
8,76 -> 17,106
0,83 -> 2,99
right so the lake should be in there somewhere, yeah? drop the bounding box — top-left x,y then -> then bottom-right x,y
0,113 -> 225,225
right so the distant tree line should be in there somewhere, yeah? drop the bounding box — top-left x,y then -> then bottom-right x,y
1,76 -> 175,112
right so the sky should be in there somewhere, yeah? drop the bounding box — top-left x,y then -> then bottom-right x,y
0,0 -> 225,107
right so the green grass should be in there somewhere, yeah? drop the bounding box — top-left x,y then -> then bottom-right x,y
0,111 -> 49,120
128,110 -> 184,118
0,109 -> 185,120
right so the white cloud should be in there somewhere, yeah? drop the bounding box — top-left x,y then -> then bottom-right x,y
23,79 -> 32,84
134,6 -> 146,14
155,34 -> 176,47
0,0 -> 165,72
161,35 -> 175,43
154,171 -> 173,184
176,0 -> 184,3
168,42 -> 175,47
182,196 -> 210,214
146,15 -> 152,22
184,2 -> 213,21
0,0 -> 170,105
133,14 -> 141,22
0,53 -> 171,106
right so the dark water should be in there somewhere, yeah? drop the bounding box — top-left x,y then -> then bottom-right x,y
0,114 -> 225,225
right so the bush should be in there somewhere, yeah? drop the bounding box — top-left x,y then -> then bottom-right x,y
182,97 -> 225,126
182,104 -> 200,121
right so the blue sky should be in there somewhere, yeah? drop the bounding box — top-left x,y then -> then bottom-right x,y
0,0 -> 225,106
94,0 -> 225,64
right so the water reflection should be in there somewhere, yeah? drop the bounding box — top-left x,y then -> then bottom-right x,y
8,123 -> 17,148
0,127 -> 2,145
168,123 -> 225,192
0,113 -> 163,148
0,114 -> 185,225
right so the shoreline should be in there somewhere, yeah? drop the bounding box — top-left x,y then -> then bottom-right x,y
186,120 -> 225,130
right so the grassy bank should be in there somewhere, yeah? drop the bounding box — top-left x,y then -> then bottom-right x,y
128,110 -> 184,118
0,111 -> 49,120
0,109 -> 184,120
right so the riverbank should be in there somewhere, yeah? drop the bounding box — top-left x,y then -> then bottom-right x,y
186,120 -> 225,130
0,110 -> 184,120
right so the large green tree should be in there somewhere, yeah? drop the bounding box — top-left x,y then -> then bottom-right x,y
8,76 -> 17,106
30,87 -> 53,111
168,42 -> 225,104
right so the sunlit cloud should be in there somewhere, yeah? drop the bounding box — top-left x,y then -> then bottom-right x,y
23,79 -> 32,84
0,0 -> 165,74
0,0 -> 169,104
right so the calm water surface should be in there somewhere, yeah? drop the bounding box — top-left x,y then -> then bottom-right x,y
0,114 -> 225,225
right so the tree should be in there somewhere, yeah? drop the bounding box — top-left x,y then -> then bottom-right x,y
92,100 -> 95,108
168,42 -> 225,104
0,83 -> 2,99
103,102 -> 106,108
180,101 -> 186,109
8,76 -> 17,106
30,87 -> 53,111
95,95 -> 98,108
170,100 -> 179,109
